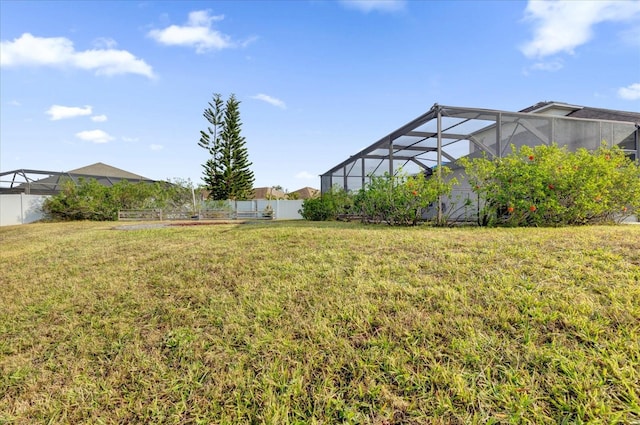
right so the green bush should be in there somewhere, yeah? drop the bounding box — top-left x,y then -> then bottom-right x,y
301,171 -> 457,225
42,178 -> 194,221
299,197 -> 333,221
355,168 -> 456,225
299,186 -> 352,221
42,178 -> 115,221
460,143 -> 640,226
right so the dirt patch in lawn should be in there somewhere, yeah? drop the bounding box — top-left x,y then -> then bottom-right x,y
113,220 -> 247,230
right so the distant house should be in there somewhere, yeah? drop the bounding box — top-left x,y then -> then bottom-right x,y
290,187 -> 319,199
250,186 -> 320,200
0,162 -> 158,195
252,187 -> 286,200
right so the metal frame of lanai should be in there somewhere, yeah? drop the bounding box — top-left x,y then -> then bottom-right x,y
321,103 -> 640,220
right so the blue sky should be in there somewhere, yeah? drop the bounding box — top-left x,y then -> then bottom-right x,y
1,0 -> 639,191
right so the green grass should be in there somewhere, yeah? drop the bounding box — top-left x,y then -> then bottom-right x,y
1,221 -> 639,424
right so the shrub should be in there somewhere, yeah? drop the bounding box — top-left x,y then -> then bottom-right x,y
42,178 -> 195,221
301,170 -> 457,225
299,186 -> 352,221
460,143 -> 640,226
299,197 -> 333,221
43,178 -> 116,221
355,168 -> 456,225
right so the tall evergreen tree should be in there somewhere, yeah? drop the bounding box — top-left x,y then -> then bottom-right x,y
198,93 -> 225,197
198,93 -> 255,200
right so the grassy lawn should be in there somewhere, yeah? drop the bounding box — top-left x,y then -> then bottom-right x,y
1,221 -> 639,424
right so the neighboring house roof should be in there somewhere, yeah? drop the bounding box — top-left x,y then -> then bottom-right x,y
251,187 -> 320,200
189,187 -> 321,201
67,162 -> 150,180
520,101 -> 640,122
252,187 -> 286,199
290,187 -> 319,199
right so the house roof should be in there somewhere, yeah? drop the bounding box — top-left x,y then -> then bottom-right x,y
249,186 -> 319,200
252,187 -> 286,199
520,101 -> 640,122
290,187 -> 319,199
66,162 -> 150,179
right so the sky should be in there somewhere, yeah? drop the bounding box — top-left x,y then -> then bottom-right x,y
1,0 -> 639,192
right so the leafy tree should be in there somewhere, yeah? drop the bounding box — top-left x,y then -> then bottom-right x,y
198,93 -> 254,200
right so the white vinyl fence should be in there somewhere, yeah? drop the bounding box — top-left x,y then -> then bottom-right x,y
0,194 -> 47,226
234,199 -> 304,220
121,200 -> 304,221
1,195 -> 305,226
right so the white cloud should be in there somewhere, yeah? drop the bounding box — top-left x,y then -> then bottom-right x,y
530,59 -> 564,72
148,10 -> 240,53
618,83 -> 640,100
339,0 -> 406,13
76,129 -> 114,144
1,33 -> 155,78
295,171 -> 315,180
91,114 -> 108,122
46,104 -> 92,120
73,49 -> 155,77
188,10 -> 222,26
149,144 -> 164,151
251,93 -> 286,109
521,1 -> 640,58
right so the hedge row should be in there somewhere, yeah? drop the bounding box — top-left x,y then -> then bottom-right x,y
301,144 -> 640,227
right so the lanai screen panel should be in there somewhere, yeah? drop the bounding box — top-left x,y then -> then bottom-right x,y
555,119 -> 600,150
552,119 -> 637,156
502,114 -> 551,150
611,122 -> 638,160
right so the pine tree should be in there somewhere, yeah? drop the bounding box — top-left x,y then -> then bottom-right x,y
198,93 -> 225,198
199,93 -> 255,200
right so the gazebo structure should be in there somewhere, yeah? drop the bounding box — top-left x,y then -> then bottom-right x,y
320,102 -> 640,197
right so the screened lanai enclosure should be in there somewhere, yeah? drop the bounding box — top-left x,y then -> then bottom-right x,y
321,102 -> 640,193
320,102 -> 640,220
0,163 -> 158,195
